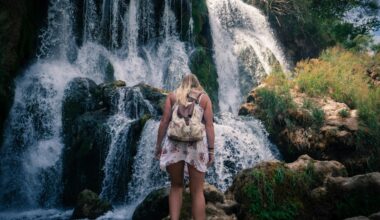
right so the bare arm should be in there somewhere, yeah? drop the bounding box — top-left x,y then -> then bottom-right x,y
155,93 -> 174,154
203,95 -> 215,150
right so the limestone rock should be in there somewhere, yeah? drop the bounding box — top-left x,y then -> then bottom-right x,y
285,154 -> 347,179
239,83 -> 370,174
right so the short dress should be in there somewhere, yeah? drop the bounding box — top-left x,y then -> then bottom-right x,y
159,94 -> 209,176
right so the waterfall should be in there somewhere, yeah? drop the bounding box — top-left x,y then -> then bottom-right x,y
206,0 -> 290,113
100,88 -> 134,202
0,0 -> 287,218
0,62 -> 82,209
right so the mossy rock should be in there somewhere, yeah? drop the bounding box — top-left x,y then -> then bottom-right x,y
229,155 -> 347,220
71,189 -> 112,219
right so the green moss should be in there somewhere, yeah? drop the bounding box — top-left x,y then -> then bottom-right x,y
189,48 -> 219,111
244,163 -> 318,220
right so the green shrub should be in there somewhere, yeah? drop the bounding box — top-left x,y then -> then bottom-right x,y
311,107 -> 325,127
339,109 -> 350,118
255,88 -> 295,133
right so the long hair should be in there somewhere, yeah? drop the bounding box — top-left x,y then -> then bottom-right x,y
174,74 -> 205,106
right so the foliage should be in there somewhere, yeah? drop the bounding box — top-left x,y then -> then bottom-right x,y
311,107 -> 325,127
261,46 -> 380,149
255,84 -> 295,133
244,0 -> 380,60
295,48 -> 380,148
244,163 -> 318,220
295,47 -> 373,108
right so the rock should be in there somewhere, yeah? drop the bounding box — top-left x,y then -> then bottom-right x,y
238,103 -> 257,115
204,183 -> 224,204
369,211 -> 380,220
133,183 -> 237,220
140,84 -> 167,111
62,77 -> 99,129
71,189 -> 112,219
314,172 -> 380,219
285,154 -> 347,180
229,155 -> 349,220
62,79 -> 164,205
344,217 -> 370,220
325,172 -> 380,194
132,188 -> 170,220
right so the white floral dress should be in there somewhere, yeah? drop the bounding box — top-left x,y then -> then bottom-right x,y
159,95 -> 209,176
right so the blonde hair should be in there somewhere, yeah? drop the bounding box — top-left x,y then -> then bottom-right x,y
174,74 -> 205,106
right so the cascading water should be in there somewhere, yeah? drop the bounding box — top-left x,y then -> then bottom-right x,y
0,0 -> 288,219
207,0 -> 290,113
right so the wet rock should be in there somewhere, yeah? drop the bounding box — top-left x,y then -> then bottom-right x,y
71,189 -> 112,219
62,79 -> 165,205
136,83 -> 167,115
132,188 -> 170,220
369,212 -> 380,220
344,217 -> 370,220
62,77 -> 99,128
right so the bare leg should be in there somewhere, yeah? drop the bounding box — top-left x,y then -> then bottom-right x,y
167,161 -> 185,220
187,163 -> 206,220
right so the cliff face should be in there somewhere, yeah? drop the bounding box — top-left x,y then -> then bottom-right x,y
0,0 -> 49,147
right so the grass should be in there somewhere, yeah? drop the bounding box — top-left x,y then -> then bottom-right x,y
339,109 -> 350,118
256,47 -> 380,150
295,47 -> 375,109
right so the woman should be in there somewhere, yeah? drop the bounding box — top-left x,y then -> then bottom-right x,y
155,74 -> 215,220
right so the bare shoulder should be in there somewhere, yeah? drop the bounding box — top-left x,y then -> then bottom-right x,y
167,92 -> 176,102
200,92 -> 212,108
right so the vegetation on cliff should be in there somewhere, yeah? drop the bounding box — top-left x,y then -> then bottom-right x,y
240,47 -> 380,173
230,155 -> 380,220
245,0 -> 380,61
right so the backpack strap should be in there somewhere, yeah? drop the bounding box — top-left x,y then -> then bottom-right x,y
197,93 -> 204,104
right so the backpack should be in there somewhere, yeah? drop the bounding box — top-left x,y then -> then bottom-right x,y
167,91 -> 205,142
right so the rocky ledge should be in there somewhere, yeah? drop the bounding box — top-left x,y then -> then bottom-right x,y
239,84 -> 378,174
61,77 -> 167,205
230,154 -> 380,220
132,155 -> 380,220
132,183 -> 238,220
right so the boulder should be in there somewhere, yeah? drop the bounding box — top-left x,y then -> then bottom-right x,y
71,189 -> 112,219
132,188 -> 170,220
313,172 -> 380,219
229,155 -> 354,220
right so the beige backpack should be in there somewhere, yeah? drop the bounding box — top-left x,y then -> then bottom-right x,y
167,91 -> 205,142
